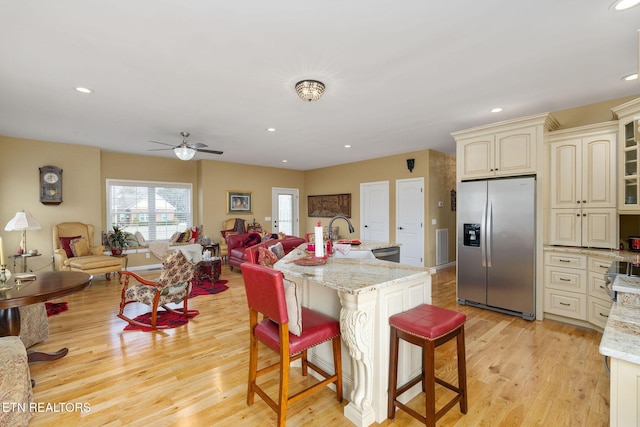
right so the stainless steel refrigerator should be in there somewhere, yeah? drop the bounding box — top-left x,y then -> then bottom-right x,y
457,176 -> 535,320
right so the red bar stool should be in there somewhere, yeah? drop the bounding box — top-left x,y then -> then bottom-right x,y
388,304 -> 468,426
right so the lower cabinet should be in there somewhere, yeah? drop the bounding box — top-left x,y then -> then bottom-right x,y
543,251 -> 612,328
610,357 -> 640,426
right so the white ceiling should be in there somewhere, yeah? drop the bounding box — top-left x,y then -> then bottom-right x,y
1,1 -> 639,170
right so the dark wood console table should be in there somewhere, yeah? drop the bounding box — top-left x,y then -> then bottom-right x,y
0,271 -> 92,362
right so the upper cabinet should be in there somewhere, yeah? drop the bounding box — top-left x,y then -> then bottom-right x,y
453,113 -> 559,181
548,123 -> 617,209
612,98 -> 640,212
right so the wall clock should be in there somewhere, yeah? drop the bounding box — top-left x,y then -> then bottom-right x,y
39,165 -> 63,205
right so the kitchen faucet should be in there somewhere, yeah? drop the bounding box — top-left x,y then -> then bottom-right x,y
328,215 -> 355,242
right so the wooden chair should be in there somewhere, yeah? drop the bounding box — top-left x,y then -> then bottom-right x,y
117,250 -> 197,330
241,263 -> 343,426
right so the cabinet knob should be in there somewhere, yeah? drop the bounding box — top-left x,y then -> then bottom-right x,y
582,200 -> 586,204
583,213 -> 586,217
576,213 -> 580,217
577,200 -> 581,204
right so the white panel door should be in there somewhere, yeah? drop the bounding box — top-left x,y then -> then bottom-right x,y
396,178 -> 424,266
360,181 -> 389,242
271,188 -> 299,237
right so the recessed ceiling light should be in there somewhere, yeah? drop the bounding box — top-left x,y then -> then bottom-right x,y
75,87 -> 94,94
266,128 -> 276,132
610,0 -> 640,11
344,144 -> 351,148
491,107 -> 503,113
282,159 -> 288,163
622,73 -> 638,81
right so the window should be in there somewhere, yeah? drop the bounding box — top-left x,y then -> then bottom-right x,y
107,179 -> 192,241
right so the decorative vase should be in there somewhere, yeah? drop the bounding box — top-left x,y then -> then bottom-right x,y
111,248 -> 123,256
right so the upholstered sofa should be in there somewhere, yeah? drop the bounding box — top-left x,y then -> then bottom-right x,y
227,233 -> 305,270
53,222 -> 122,280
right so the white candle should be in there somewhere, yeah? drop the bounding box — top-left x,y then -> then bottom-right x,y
0,236 -> 5,266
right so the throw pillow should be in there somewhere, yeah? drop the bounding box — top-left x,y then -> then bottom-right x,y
135,231 -> 146,246
70,238 -> 91,257
283,278 -> 302,336
244,232 -> 262,248
189,226 -> 198,244
258,246 -> 278,267
220,228 -> 235,238
59,235 -> 81,258
269,242 -> 285,259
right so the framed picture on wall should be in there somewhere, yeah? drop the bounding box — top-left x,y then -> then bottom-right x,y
308,193 -> 351,217
227,191 -> 252,214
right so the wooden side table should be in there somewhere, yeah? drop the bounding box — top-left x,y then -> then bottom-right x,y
110,254 -> 128,276
195,258 -> 222,285
203,243 -> 220,257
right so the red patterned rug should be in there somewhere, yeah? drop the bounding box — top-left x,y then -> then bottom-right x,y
123,309 -> 200,331
189,279 -> 228,298
45,302 -> 68,317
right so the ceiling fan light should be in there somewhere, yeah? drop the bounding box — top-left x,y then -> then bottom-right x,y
295,80 -> 325,102
174,145 -> 196,160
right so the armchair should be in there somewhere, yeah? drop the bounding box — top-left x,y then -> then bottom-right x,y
118,249 -> 197,330
220,218 -> 245,263
53,222 -> 122,280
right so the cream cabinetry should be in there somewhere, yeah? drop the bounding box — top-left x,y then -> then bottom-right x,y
586,256 -> 611,329
547,123 -> 618,249
610,357 -> 640,426
543,251 -> 612,327
453,113 -> 558,181
612,98 -> 640,212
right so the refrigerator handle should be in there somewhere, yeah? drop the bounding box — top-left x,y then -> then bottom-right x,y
486,201 -> 492,268
481,200 -> 487,267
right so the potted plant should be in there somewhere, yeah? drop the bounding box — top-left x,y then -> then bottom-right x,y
107,225 -> 128,255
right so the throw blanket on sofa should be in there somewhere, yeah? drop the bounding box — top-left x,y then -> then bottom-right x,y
234,218 -> 246,234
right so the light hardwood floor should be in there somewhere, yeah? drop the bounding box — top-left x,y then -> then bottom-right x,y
27,265 -> 609,426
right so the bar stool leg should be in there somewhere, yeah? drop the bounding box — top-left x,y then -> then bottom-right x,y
388,326 -> 399,419
424,340 -> 436,427
457,327 -> 468,413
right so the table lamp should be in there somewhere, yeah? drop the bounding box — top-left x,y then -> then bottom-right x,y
5,211 -> 42,255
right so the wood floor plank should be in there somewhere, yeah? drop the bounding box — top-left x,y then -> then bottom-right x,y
26,265 -> 609,426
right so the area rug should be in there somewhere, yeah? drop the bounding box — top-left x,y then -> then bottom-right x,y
123,309 -> 200,332
45,302 -> 68,317
189,279 -> 228,298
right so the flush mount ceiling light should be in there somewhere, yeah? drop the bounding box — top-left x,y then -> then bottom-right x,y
622,73 -> 639,81
295,80 -> 325,102
610,0 -> 640,11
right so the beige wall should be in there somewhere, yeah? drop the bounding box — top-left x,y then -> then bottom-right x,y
428,151 -> 457,266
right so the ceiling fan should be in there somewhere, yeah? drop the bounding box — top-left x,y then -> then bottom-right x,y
149,131 -> 223,161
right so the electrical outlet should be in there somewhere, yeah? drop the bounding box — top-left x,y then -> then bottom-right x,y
146,253 -> 150,259
265,217 -> 271,221
431,219 -> 437,225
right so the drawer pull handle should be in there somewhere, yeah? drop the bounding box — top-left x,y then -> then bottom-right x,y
599,285 -> 605,290
599,312 -> 609,318
559,259 -> 571,262
559,302 -> 570,306
599,265 -> 609,268
559,278 -> 570,281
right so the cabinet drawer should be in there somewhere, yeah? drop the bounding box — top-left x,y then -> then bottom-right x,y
588,298 -> 611,329
544,252 -> 587,269
588,272 -> 610,301
544,289 -> 587,320
589,257 -> 613,275
544,266 -> 587,292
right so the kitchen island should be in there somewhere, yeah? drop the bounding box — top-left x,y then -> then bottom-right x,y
600,275 -> 640,426
274,242 -> 433,427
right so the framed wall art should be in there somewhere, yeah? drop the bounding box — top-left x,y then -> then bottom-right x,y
227,191 -> 252,214
308,193 -> 351,218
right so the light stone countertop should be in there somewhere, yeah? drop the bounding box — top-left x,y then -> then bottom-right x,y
543,245 -> 628,261
600,275 -> 640,364
274,242 -> 430,294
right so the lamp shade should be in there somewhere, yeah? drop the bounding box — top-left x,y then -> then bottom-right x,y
174,145 -> 196,161
5,211 -> 41,231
